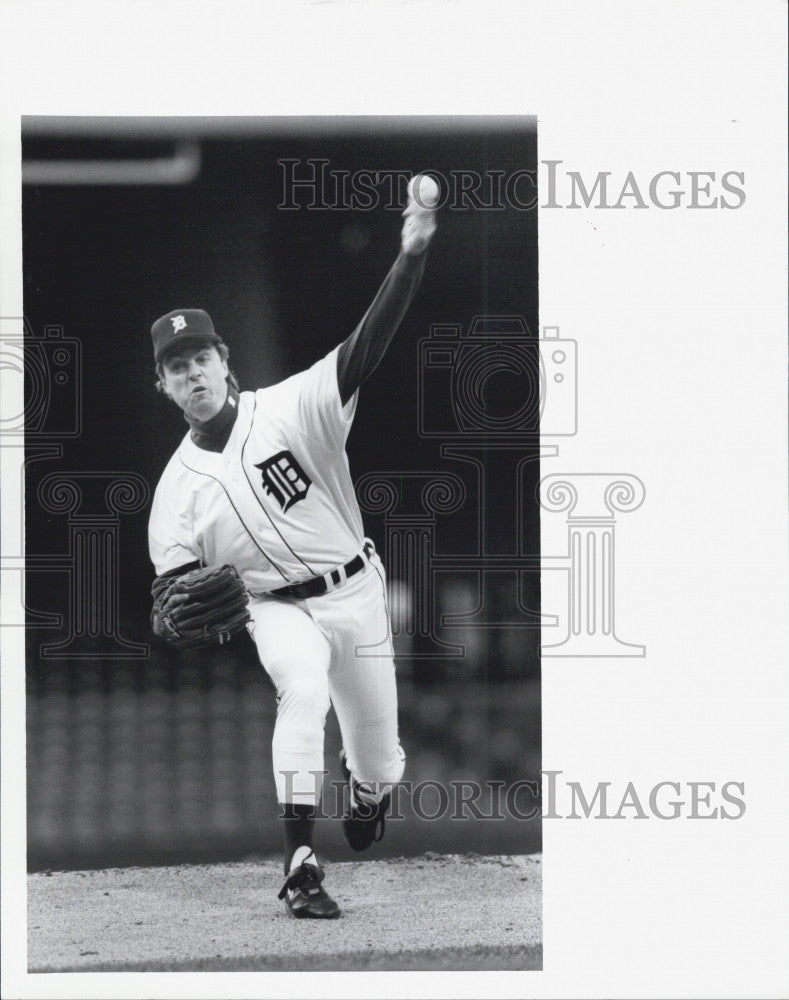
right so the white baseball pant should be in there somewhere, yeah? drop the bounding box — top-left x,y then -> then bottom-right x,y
246,549 -> 406,805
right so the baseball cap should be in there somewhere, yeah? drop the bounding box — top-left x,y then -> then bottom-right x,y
151,308 -> 222,363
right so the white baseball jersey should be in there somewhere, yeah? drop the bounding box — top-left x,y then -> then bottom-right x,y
149,344 -> 366,594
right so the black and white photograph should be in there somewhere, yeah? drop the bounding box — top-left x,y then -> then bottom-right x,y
1,2 -> 787,999
18,115 -> 542,972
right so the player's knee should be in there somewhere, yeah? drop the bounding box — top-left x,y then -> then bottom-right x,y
276,670 -> 330,722
381,743 -> 406,785
354,740 -> 406,788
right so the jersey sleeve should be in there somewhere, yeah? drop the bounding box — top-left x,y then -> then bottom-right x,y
295,343 -> 358,448
336,250 -> 427,404
148,473 -> 201,575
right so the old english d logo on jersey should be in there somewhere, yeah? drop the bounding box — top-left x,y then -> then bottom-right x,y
255,451 -> 312,512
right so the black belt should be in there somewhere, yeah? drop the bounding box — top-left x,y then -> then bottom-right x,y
271,542 -> 374,601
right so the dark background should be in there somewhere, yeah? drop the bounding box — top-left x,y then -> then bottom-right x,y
21,117 -> 541,870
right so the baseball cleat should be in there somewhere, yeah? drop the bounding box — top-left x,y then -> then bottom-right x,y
277,848 -> 341,919
339,750 -> 390,852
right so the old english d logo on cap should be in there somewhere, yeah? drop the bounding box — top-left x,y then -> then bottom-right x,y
151,308 -> 221,362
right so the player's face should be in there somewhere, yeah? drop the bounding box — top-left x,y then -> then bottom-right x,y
160,343 -> 229,422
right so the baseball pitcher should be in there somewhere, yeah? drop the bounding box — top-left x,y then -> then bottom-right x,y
148,175 -> 438,918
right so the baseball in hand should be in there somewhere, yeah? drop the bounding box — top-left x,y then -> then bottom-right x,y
401,173 -> 439,255
407,173 -> 440,209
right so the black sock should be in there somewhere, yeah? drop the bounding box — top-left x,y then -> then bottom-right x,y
282,803 -> 316,872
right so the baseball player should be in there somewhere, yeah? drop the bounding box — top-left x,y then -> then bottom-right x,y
148,176 -> 438,919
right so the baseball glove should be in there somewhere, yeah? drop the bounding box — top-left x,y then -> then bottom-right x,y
151,564 -> 251,649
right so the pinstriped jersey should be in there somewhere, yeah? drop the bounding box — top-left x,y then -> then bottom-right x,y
148,344 -> 364,594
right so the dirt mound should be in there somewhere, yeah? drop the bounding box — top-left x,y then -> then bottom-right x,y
28,852 -> 542,972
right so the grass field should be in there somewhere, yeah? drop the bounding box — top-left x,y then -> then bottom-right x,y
28,852 -> 542,972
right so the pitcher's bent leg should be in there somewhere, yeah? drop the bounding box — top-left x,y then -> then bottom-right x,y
325,560 -> 406,799
247,597 -> 331,806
